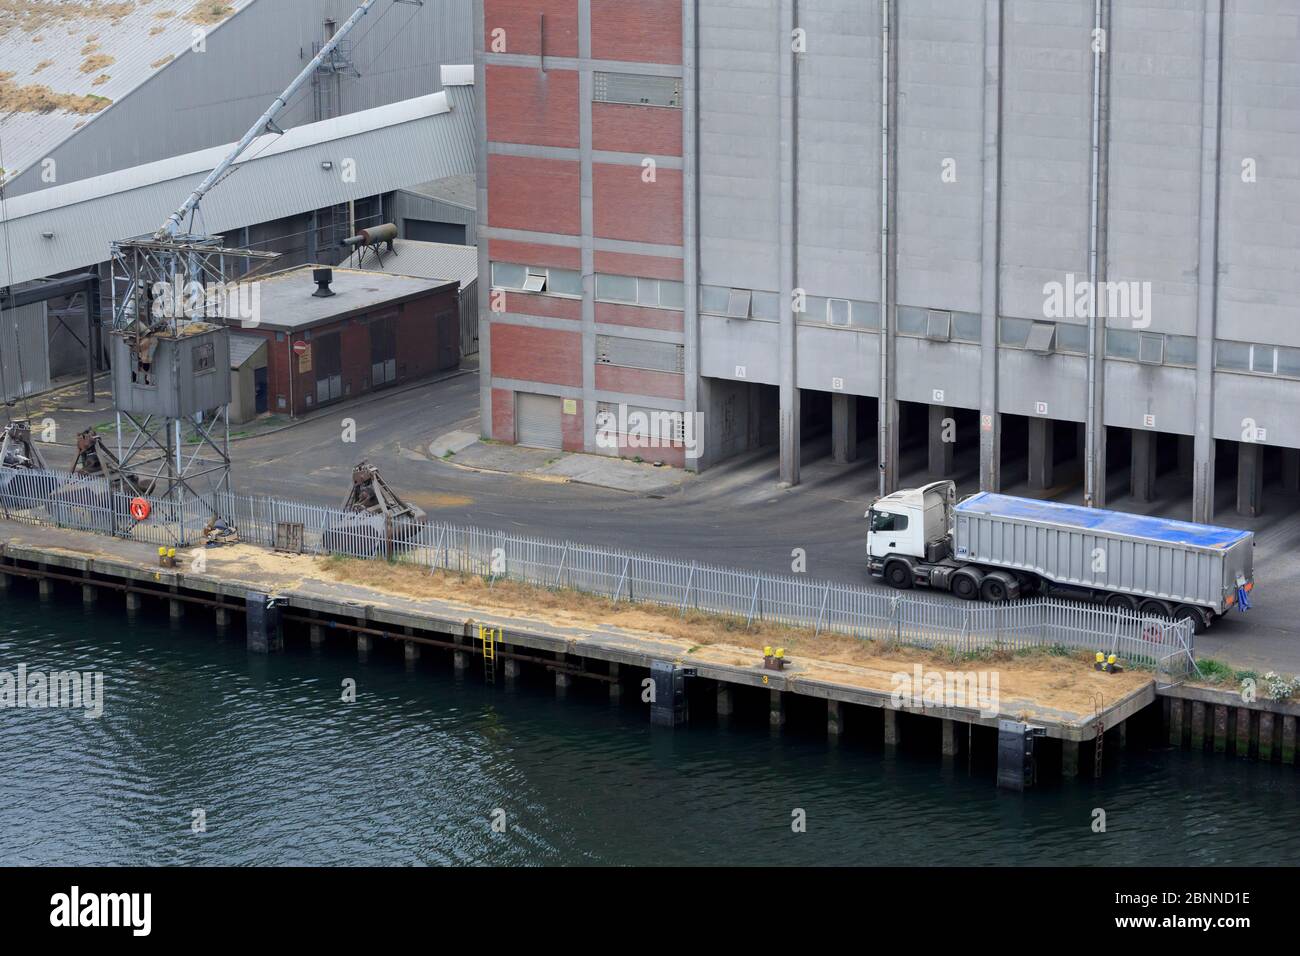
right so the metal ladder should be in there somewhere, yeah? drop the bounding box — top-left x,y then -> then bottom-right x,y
481,625 -> 497,684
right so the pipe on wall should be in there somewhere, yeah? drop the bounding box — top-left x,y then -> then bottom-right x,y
877,0 -> 892,500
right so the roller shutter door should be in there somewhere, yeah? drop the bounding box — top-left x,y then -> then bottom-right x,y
515,392 -> 563,450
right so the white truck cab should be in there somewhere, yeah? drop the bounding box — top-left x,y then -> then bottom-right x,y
866,480 -> 956,566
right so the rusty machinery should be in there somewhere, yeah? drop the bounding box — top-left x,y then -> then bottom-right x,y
0,421 -> 51,513
322,460 -> 425,557
341,222 -> 399,268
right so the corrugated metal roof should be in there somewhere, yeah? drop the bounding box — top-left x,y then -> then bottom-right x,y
356,238 -> 477,290
0,0 -> 257,187
0,86 -> 477,286
401,172 -> 475,209
228,331 -> 267,368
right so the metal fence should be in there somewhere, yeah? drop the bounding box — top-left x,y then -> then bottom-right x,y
0,467 -> 1197,675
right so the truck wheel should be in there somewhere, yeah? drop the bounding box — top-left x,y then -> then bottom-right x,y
1139,599 -> 1172,619
1173,605 -> 1208,634
951,572 -> 980,601
884,562 -> 912,590
980,577 -> 1009,603
1105,593 -> 1137,613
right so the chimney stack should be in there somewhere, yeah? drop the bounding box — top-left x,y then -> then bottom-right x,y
312,267 -> 335,298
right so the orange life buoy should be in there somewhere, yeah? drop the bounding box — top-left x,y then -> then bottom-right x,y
130,497 -> 151,521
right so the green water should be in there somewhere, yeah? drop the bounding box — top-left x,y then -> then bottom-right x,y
1,585 -> 1297,866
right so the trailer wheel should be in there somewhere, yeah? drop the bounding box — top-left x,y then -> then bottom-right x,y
1139,598 -> 1172,619
1173,605 -> 1208,634
951,571 -> 980,601
1105,593 -> 1137,612
980,577 -> 1009,603
884,561 -> 912,590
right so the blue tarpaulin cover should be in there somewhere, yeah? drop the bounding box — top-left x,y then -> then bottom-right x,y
956,493 -> 1252,550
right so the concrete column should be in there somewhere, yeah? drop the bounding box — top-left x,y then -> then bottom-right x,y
827,700 -> 843,738
1178,434 -> 1195,480
309,624 -> 325,647
0,572 -> 9,591
1169,697 -> 1184,746
125,591 -> 142,612
1282,715 -> 1296,764
1191,701 -> 1206,749
1061,740 -> 1079,778
608,662 -> 622,702
504,657 -> 521,687
169,598 -> 184,620
929,405 -> 954,477
776,0 -> 799,488
1283,448 -> 1300,494
38,578 -> 54,600
831,393 -> 858,464
769,689 -> 785,729
1235,707 -> 1252,757
1213,704 -> 1228,753
1028,418 -> 1054,490
941,718 -> 958,757
215,607 -> 231,628
554,654 -> 570,697
1237,442 -> 1264,517
978,0 -> 1003,496
404,642 -> 421,664
1130,429 -> 1158,502
453,649 -> 469,674
81,583 -> 97,605
1259,712 -> 1275,762
357,634 -> 372,661
883,708 -> 899,747
716,684 -> 733,718
1118,720 -> 1127,749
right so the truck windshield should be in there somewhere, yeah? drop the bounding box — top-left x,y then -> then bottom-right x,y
870,510 -> 908,533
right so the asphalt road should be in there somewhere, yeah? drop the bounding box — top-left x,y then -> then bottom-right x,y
30,369 -> 1300,674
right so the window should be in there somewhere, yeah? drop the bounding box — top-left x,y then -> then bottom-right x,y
827,298 -> 851,326
751,291 -> 779,320
1056,323 -> 1088,353
596,335 -> 685,373
1165,334 -> 1196,367
1025,322 -> 1057,353
999,317 -> 1032,347
594,274 -> 684,310
869,510 -> 909,533
596,402 -> 685,443
700,286 -> 730,314
492,262 -> 582,296
659,280 -> 685,310
636,279 -> 660,307
897,307 -> 927,336
548,268 -> 583,296
1106,328 -> 1140,360
593,72 -> 682,108
192,342 -> 216,373
1278,348 -> 1300,378
952,313 -> 981,343
926,310 -> 952,341
726,289 -> 752,318
491,262 -> 527,290
1215,341 -> 1250,371
596,273 -> 637,303
1251,345 -> 1277,374
1138,333 -> 1165,365
522,271 -> 546,293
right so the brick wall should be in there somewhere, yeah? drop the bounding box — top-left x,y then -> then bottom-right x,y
562,397 -> 584,451
494,290 -> 582,322
491,322 -> 583,387
492,386 -> 515,441
593,163 -> 682,245
592,102 -> 682,156
490,239 -> 582,270
590,0 -> 681,64
595,364 -> 684,400
593,251 -> 683,280
488,154 -> 581,235
595,301 -> 683,333
484,0 -> 579,57
488,65 -> 579,148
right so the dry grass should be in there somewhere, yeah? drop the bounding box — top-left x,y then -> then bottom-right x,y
91,72 -> 109,85
79,52 -> 114,73
30,58 -> 51,73
0,2 -> 136,32
185,1 -> 231,25
150,53 -> 173,68
0,70 -> 112,113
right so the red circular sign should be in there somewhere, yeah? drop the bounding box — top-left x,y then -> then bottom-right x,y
292,341 -> 309,355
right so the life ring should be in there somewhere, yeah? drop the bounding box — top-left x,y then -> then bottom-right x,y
130,497 -> 151,521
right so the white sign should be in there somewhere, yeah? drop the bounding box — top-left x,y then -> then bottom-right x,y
831,377 -> 844,390
735,365 -> 746,379
933,389 -> 945,403
1035,401 -> 1049,416
1143,414 -> 1156,428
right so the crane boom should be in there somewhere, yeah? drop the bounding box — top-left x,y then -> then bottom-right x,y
153,0 -> 381,240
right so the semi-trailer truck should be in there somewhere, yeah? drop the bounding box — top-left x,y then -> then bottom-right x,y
865,481 -> 1254,632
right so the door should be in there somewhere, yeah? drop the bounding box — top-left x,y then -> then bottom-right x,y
254,366 -> 268,414
369,315 -> 397,387
435,309 -> 458,370
314,332 -> 343,405
515,393 -> 563,450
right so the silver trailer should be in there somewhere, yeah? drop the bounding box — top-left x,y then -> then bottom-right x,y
866,482 -> 1255,631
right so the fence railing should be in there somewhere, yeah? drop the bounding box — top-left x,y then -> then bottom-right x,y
0,467 -> 1196,673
